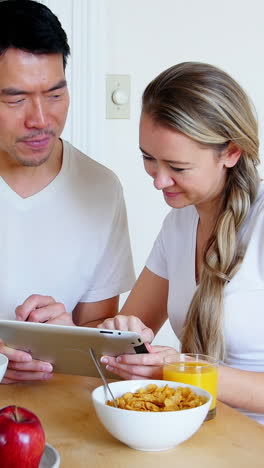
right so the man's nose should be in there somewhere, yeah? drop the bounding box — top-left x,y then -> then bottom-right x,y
25,98 -> 47,129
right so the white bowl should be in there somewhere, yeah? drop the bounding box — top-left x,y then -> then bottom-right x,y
92,379 -> 212,451
0,354 -> 8,382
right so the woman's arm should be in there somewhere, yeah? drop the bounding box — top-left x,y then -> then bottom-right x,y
121,267 -> 169,333
218,365 -> 264,413
98,267 -> 169,338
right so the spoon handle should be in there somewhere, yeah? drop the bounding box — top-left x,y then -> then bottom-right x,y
89,348 -> 118,408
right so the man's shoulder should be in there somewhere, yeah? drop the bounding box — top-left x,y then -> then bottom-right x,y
64,140 -> 120,187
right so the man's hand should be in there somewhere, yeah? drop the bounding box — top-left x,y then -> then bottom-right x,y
15,294 -> 75,326
0,340 -> 53,384
0,294 -> 73,384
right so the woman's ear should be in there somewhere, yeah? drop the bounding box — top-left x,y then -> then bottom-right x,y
223,142 -> 242,168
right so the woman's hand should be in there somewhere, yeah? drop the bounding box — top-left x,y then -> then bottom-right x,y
15,294 -> 74,326
97,314 -> 155,343
0,340 -> 53,384
100,343 -> 179,380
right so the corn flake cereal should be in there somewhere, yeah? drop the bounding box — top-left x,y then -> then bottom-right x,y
106,384 -> 207,412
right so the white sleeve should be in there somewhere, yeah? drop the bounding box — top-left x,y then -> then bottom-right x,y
80,180 -> 136,302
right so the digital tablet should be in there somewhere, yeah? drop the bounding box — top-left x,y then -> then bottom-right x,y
0,320 -> 148,378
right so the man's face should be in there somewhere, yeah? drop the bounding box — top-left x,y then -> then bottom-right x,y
0,48 -> 69,167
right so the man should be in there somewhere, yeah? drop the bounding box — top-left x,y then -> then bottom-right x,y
0,0 -> 135,382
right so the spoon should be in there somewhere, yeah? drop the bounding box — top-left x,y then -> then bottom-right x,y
89,348 -> 118,408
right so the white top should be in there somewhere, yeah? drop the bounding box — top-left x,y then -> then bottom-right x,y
0,140 -> 135,318
146,182 -> 264,424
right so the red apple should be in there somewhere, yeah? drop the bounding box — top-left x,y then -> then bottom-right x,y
0,405 -> 45,468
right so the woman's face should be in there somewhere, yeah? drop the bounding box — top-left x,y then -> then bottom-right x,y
139,113 -> 239,214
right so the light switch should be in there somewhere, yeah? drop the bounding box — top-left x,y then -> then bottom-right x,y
106,74 -> 130,119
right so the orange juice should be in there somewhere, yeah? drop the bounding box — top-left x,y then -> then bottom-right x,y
163,361 -> 218,411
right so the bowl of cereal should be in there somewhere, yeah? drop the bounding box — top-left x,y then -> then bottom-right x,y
91,379 -> 212,451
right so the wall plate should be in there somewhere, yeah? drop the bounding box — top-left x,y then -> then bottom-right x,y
106,74 -> 130,119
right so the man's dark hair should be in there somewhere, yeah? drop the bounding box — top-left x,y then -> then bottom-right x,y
0,0 -> 70,68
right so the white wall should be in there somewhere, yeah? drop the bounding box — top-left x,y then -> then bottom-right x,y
40,0 -> 105,160
103,0 -> 264,345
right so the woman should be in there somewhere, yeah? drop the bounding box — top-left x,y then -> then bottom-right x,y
99,62 -> 264,424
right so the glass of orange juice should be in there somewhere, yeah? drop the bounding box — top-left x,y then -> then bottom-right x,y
163,353 -> 219,421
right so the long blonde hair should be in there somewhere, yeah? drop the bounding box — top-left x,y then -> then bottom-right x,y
142,62 -> 260,359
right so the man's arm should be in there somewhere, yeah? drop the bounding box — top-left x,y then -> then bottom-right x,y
15,294 -> 119,327
72,296 -> 119,327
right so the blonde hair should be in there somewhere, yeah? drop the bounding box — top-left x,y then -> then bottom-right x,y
142,62 -> 260,359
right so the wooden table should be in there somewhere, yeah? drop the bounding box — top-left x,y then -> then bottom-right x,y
0,374 -> 263,467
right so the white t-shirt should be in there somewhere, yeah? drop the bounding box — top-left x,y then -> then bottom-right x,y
146,182 -> 264,424
0,140 -> 135,318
